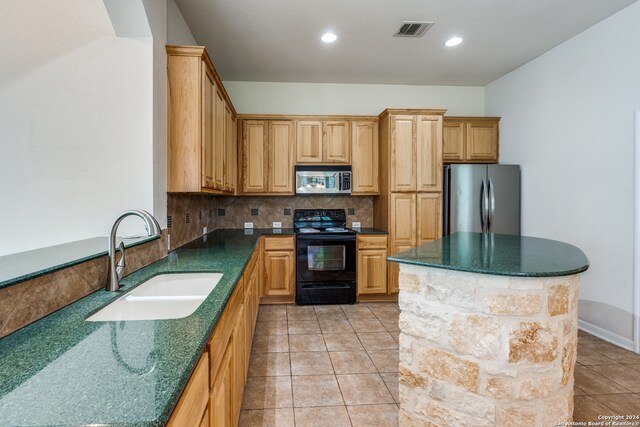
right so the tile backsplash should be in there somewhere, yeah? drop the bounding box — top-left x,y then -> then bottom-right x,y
167,194 -> 217,249
216,196 -> 373,229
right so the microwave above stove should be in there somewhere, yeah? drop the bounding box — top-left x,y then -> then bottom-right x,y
295,165 -> 351,195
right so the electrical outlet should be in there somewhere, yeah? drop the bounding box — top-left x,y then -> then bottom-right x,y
244,222 -> 254,229
273,222 -> 282,228
203,226 -> 208,235
352,222 -> 361,229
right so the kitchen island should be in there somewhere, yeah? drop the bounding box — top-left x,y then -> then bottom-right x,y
388,232 -> 589,427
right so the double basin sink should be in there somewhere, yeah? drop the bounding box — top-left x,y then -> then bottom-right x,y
87,273 -> 223,321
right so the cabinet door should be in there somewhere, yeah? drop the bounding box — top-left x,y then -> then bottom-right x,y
242,121 -> 268,193
296,121 -> 322,163
416,115 -> 443,192
357,249 -> 388,294
390,115 -> 416,192
167,353 -> 209,426
466,121 -> 498,162
351,121 -> 379,195
323,121 -> 350,163
224,106 -> 236,193
443,120 -> 465,162
202,69 -> 216,189
264,251 -> 295,297
388,244 -> 413,294
389,193 -> 416,247
210,340 -> 233,427
243,286 -> 253,378
231,310 -> 245,425
214,89 -> 226,190
417,193 -> 443,245
268,121 -> 295,193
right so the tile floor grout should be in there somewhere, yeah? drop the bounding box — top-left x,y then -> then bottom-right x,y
241,305 -> 640,426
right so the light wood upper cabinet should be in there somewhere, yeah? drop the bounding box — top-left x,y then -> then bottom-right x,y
296,120 -> 350,164
323,121 -> 350,163
224,106 -> 236,192
417,115 -> 443,192
390,115 -> 417,192
241,120 -> 295,195
214,89 -> 226,190
442,120 -> 465,161
296,121 -> 322,163
268,121 -> 295,193
467,120 -> 499,161
167,46 -> 237,195
443,117 -> 500,163
202,68 -> 215,189
417,193 -> 443,245
242,121 -> 268,193
351,121 -> 379,195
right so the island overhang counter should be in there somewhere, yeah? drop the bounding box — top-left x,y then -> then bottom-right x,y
388,232 -> 589,427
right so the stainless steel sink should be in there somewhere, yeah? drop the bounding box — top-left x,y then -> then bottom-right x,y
87,273 -> 223,321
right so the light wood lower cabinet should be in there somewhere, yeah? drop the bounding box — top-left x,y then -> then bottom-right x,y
263,236 -> 296,303
169,241 -> 265,427
356,235 -> 388,295
167,352 -> 209,427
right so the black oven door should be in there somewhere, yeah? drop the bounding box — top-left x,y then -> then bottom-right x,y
296,234 -> 356,305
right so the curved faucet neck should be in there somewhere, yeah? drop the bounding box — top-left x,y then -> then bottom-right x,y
107,209 -> 162,292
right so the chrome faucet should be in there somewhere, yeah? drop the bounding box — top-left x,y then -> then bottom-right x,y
107,209 -> 162,292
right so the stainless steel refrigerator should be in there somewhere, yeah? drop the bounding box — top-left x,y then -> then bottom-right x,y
443,164 -> 521,235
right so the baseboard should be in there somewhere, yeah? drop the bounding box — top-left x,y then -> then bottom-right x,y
578,319 -> 636,352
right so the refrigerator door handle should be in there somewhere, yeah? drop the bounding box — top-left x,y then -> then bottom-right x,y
480,179 -> 488,232
488,178 -> 495,232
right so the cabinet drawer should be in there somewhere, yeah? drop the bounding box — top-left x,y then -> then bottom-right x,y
167,352 -> 209,427
264,236 -> 295,251
357,235 -> 388,250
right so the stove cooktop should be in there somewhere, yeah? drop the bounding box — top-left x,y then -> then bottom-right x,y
296,227 -> 355,235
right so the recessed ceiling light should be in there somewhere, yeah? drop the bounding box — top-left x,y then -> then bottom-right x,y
321,32 -> 337,43
445,36 -> 463,47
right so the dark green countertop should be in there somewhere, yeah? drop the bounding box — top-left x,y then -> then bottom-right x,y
0,236 -> 159,290
0,229 -> 290,427
388,232 -> 589,277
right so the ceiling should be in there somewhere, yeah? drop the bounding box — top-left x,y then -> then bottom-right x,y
175,0 -> 637,86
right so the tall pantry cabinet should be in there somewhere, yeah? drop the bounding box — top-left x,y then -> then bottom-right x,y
373,109 -> 446,293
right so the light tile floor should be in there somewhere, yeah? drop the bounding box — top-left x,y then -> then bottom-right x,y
239,304 -> 640,426
239,303 -> 400,427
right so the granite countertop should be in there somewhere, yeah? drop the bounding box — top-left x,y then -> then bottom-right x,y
0,229 -> 288,427
388,232 -> 589,277
0,235 -> 159,290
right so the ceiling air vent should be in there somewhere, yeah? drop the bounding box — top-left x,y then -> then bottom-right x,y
394,21 -> 434,38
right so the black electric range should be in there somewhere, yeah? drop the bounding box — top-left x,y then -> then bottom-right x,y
294,209 -> 357,305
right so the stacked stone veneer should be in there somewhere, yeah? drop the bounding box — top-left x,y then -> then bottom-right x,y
397,264 -> 579,427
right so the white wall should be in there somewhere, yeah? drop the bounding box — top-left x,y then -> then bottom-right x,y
167,0 -> 197,45
0,0 -> 155,256
485,2 -> 640,347
224,81 -> 485,116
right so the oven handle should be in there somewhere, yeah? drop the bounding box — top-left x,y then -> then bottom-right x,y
296,234 -> 356,242
300,283 -> 353,290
